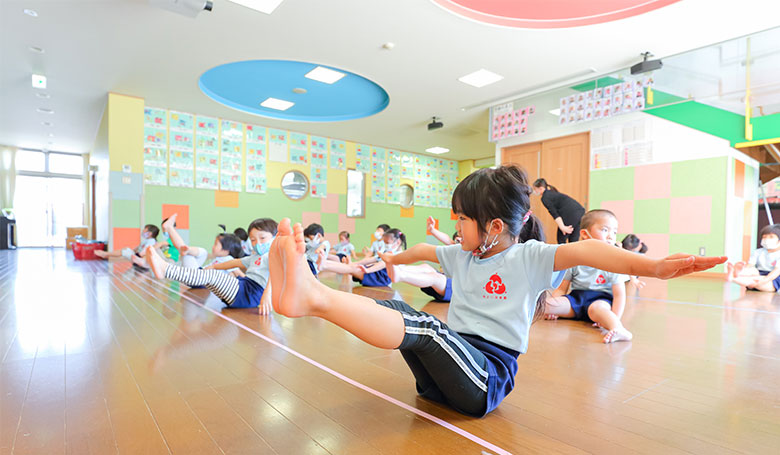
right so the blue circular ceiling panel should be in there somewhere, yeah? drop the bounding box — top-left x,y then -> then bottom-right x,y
198,60 -> 389,122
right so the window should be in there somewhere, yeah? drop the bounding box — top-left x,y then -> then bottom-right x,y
16,150 -> 46,172
48,153 -> 83,175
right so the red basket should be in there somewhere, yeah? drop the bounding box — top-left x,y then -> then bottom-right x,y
72,241 -> 107,260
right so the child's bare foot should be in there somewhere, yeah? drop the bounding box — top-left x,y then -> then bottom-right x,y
94,250 -> 107,259
162,213 -> 177,231
544,314 -> 559,320
180,245 -> 190,255
341,255 -> 351,264
146,247 -> 169,280
132,255 -> 149,269
603,326 -> 633,343
269,218 -> 326,318
726,262 -> 734,282
386,262 -> 399,283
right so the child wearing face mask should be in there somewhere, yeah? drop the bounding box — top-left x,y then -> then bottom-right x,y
94,224 -> 159,267
146,218 -> 277,315
727,224 -> 780,292
328,231 -> 357,263
303,223 -> 331,276
266,165 -> 724,417
319,229 -> 406,286
160,214 -> 245,269
543,210 -> 633,343
362,224 -> 391,259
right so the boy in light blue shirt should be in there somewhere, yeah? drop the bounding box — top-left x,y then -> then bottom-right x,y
544,209 -> 631,343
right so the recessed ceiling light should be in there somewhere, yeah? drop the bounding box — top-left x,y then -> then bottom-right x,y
458,69 -> 504,88
29,46 -> 44,54
305,66 -> 346,84
23,9 -> 38,17
36,92 -> 50,98
227,0 -> 285,14
42,121 -> 53,127
292,87 -> 307,94
549,108 -> 561,116
260,97 -> 294,111
48,133 -> 55,137
382,42 -> 395,50
425,146 -> 450,155
37,108 -> 54,114
32,74 -> 47,89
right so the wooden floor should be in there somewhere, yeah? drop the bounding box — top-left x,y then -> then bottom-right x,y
1,248 -> 779,454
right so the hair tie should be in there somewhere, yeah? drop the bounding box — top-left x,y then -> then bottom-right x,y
522,210 -> 532,224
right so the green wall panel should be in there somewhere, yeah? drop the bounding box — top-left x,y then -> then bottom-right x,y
112,199 -> 141,228
633,199 -> 670,234
671,157 -> 728,198
588,167 -> 635,209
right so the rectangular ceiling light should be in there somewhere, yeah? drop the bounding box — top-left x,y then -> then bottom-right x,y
426,146 -> 450,155
32,74 -> 47,89
227,0 -> 285,14
260,97 -> 294,111
305,66 -> 346,84
458,69 -> 503,88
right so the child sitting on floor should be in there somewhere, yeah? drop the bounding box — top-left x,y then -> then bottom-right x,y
94,224 -> 158,268
234,227 -> 253,256
303,223 -> 331,276
727,224 -> 780,292
161,214 -> 244,268
362,223 -> 391,258
146,218 -> 277,315
621,233 -> 648,289
320,228 -> 406,287
543,209 -> 633,343
329,231 -> 357,263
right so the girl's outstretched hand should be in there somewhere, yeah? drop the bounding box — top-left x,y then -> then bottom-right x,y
654,253 -> 727,279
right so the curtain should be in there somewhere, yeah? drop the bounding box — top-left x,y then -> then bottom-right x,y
0,146 -> 16,211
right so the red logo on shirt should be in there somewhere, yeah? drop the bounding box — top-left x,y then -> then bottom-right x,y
595,274 -> 606,285
485,274 -> 507,295
255,257 -> 262,266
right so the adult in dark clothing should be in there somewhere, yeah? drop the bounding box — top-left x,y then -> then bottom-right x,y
532,178 -> 586,244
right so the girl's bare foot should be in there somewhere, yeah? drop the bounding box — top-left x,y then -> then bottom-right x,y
94,250 -> 107,259
603,326 -> 633,343
269,219 -> 327,318
341,255 -> 351,264
386,262 -> 399,283
726,262 -> 734,282
146,246 -> 169,279
162,213 -> 177,231
544,314 -> 559,320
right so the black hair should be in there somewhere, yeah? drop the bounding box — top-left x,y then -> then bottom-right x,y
248,218 -> 278,236
338,231 -> 350,240
580,209 -> 617,231
233,227 -> 248,241
621,233 -> 647,253
144,224 -> 160,239
759,224 -> 780,239
452,231 -> 462,242
384,228 -> 407,250
304,223 -> 324,238
452,165 -> 544,244
218,224 -> 226,233
377,224 -> 391,232
532,178 -> 558,192
161,217 -> 176,229
217,233 -> 244,258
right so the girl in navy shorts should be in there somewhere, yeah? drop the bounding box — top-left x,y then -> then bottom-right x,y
267,166 -> 725,417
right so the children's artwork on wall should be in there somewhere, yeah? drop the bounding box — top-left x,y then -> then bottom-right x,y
289,132 -> 308,164
268,129 -> 288,163
219,120 -> 243,192
245,124 -> 267,193
310,136 -> 328,168
143,107 -> 168,186
168,111 -> 195,188
195,115 -> 219,190
355,144 -> 370,173
490,102 -> 535,142
310,166 -> 327,199
329,139 -> 346,170
556,77 -> 648,127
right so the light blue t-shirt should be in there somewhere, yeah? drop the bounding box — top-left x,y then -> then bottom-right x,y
334,241 -> 355,256
749,248 -> 780,272
436,241 -> 559,354
136,238 -> 156,254
564,266 -> 629,294
370,239 -> 385,255
305,239 -> 331,272
205,254 -> 239,273
240,253 -> 270,287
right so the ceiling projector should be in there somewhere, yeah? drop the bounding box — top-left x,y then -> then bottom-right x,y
149,0 -> 213,17
631,52 -> 662,75
428,117 -> 443,131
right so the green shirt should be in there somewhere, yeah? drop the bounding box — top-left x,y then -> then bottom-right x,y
166,236 -> 180,262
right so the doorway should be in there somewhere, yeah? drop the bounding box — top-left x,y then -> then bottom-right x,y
502,132 -> 590,243
13,150 -> 85,247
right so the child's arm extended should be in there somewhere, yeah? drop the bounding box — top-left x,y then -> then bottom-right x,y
379,243 -> 438,266
611,282 -> 627,319
551,279 -> 570,297
555,239 -> 726,278
205,258 -> 246,271
427,216 -> 453,245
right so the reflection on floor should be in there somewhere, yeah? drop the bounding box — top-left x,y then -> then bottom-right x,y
1,248 -> 779,454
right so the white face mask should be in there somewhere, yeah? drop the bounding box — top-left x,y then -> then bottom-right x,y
762,238 -> 779,250
374,231 -> 383,240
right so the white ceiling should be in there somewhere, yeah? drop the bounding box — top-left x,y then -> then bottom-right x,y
2,0 -> 780,161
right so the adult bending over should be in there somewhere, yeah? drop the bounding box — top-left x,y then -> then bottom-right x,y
533,178 -> 585,244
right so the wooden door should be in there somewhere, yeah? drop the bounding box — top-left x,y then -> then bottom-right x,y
502,133 -> 590,244
500,142 -> 550,241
